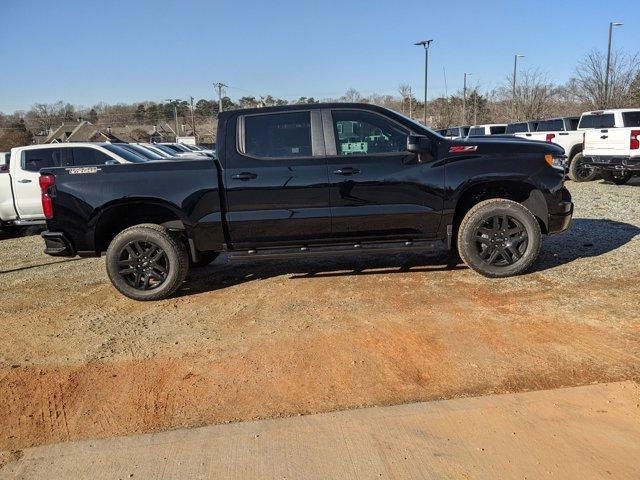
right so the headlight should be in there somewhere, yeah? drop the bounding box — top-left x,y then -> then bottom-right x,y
545,154 -> 567,170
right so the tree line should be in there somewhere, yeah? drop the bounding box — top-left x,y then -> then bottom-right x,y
1,48 -> 639,151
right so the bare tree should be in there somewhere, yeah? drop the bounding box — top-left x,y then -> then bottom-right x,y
341,88 -> 363,103
566,49 -> 639,109
498,68 -> 558,121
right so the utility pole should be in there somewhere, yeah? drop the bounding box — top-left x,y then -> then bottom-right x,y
165,98 -> 180,141
408,86 -> 413,119
462,73 -> 471,124
605,22 -> 623,107
512,54 -> 524,119
414,39 -> 433,125
213,82 -> 227,115
189,96 -> 196,138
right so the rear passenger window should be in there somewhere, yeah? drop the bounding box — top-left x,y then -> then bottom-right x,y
243,112 -> 312,158
71,147 -> 113,166
490,126 -> 506,134
469,127 -> 485,136
23,148 -> 64,172
579,114 -> 615,129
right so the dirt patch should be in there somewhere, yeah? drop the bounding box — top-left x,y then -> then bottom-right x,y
1,180 -> 640,457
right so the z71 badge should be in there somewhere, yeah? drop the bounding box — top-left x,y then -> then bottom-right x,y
449,145 -> 478,153
67,167 -> 102,175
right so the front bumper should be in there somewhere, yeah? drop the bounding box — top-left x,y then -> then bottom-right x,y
41,231 -> 76,257
547,187 -> 573,235
583,156 -> 640,171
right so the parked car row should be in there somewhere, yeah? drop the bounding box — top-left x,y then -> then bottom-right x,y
0,142 -> 213,232
436,107 -> 640,185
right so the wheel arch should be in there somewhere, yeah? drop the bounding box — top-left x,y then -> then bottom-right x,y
93,198 -> 194,256
452,180 -> 549,236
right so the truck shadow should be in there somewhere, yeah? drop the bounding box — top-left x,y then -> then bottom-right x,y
178,218 -> 639,297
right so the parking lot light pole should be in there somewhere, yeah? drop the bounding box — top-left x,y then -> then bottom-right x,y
512,54 -> 524,119
165,98 -> 180,141
414,39 -> 433,125
605,22 -> 623,107
462,73 -> 471,124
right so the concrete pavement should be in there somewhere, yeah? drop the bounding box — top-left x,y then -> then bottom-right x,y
2,381 -> 639,479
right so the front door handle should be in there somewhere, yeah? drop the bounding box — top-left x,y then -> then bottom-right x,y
333,167 -> 361,176
17,179 -> 32,183
231,172 -> 258,181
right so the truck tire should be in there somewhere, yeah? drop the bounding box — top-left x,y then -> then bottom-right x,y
457,199 -> 541,278
190,251 -> 220,268
106,223 -> 189,301
602,171 -> 633,185
568,152 -> 597,182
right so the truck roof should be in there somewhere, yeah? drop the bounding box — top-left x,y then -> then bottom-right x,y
11,142 -> 117,152
218,102 -> 406,120
583,108 -> 640,115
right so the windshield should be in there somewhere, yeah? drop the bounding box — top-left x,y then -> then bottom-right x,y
120,144 -> 165,160
391,111 -> 443,137
153,144 -> 181,155
102,144 -> 148,163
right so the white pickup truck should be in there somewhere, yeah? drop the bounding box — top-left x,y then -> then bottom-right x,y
514,117 -> 589,181
581,109 -> 640,185
0,143 -> 145,233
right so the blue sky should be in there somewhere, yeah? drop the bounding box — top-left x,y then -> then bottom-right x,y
0,0 -> 638,112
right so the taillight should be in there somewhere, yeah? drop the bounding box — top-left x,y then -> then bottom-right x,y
631,130 -> 640,150
39,174 -> 55,219
546,133 -> 556,142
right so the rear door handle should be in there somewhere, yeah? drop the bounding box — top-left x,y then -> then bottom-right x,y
600,135 -> 608,139
333,167 -> 361,176
17,179 -> 32,183
231,172 -> 258,181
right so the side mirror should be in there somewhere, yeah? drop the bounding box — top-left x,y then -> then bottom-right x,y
105,159 -> 119,166
406,134 -> 430,154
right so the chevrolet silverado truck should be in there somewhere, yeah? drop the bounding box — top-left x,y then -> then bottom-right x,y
39,103 -> 573,300
0,143 -> 146,234
581,108 -> 640,185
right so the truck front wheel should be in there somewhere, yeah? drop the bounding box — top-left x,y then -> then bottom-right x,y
568,153 -> 597,182
106,224 -> 189,301
457,199 -> 542,278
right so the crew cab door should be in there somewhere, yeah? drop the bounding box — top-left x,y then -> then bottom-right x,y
324,108 -> 444,240
224,110 -> 331,247
13,147 -> 70,219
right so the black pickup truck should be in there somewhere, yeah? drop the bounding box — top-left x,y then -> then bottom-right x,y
40,103 -> 573,300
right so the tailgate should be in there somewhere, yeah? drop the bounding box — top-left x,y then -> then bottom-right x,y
584,128 -> 630,155
0,172 -> 18,221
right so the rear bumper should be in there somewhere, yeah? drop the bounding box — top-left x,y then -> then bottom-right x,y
41,231 -> 76,257
583,156 -> 640,171
547,187 -> 573,235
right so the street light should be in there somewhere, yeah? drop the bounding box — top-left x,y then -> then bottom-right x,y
414,39 -> 433,125
605,22 -> 623,107
462,73 -> 472,124
165,98 -> 180,141
512,54 -> 525,97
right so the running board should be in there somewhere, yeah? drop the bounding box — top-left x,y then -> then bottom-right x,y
226,239 -> 446,262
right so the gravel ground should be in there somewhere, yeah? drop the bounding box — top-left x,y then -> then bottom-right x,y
1,177 -> 639,463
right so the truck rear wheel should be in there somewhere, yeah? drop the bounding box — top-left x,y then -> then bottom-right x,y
457,199 -> 541,278
568,152 -> 597,182
602,171 -> 633,185
106,224 -> 189,301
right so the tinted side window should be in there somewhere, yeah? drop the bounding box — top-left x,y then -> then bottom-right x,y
469,127 -> 485,136
23,148 -> 64,172
71,147 -> 114,166
243,112 -> 312,158
536,119 -> 564,132
332,110 -> 408,156
490,126 -> 506,134
506,123 -> 527,134
445,128 -> 460,136
568,118 -> 579,130
579,114 -> 615,129
622,112 -> 640,127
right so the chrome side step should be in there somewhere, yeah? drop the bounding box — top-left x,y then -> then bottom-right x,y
226,239 -> 446,262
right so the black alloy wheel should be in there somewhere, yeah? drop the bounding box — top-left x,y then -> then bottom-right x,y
117,240 -> 169,290
473,214 -> 528,266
